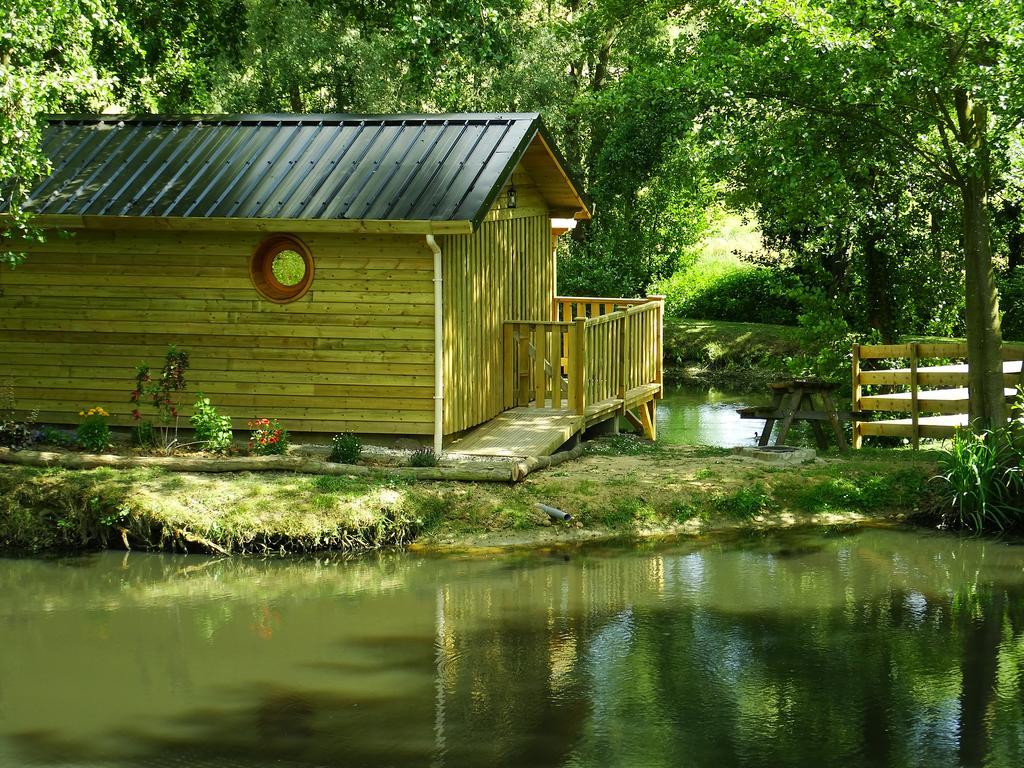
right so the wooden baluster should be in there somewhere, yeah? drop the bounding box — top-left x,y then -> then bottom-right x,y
503,323 -> 514,409
534,325 -> 546,408
548,325 -> 560,408
619,312 -> 628,402
518,324 -> 530,406
574,318 -> 587,415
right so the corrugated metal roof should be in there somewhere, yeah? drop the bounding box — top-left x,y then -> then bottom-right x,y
10,113 -> 588,225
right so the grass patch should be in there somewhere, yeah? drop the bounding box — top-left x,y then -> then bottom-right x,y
714,483 -> 771,519
601,498 -> 659,528
0,442 -> 940,555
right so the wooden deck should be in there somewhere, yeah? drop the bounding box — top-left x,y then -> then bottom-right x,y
448,295 -> 665,458
448,407 -> 582,457
451,383 -> 663,458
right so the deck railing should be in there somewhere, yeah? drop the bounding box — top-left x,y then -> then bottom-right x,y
503,296 -> 663,415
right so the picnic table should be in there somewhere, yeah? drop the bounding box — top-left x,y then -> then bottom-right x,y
738,379 -> 857,453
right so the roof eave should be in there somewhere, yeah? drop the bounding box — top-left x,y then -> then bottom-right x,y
6,213 -> 475,236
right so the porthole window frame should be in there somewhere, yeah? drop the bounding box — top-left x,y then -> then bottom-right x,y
249,234 -> 314,304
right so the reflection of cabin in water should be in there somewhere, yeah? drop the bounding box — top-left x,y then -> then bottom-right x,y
0,113 -> 663,456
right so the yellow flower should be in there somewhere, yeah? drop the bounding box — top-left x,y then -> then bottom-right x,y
79,411 -> 85,416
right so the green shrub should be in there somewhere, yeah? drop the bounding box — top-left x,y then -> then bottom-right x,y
329,433 -> 362,464
409,447 -> 440,467
659,259 -> 799,326
935,428 -> 1024,532
189,394 -> 233,453
76,407 -> 111,452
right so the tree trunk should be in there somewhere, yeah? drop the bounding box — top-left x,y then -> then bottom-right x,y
957,590 -> 1004,767
288,82 -> 304,113
957,92 -> 1006,430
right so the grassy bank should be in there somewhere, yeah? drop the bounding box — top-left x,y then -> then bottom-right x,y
0,439 -> 939,555
664,319 -> 801,390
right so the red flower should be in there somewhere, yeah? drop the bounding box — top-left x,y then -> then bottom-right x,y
131,409 -> 141,420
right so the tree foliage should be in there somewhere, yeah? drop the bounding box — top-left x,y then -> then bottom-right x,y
3,0 -> 1024,417
0,0 -> 128,266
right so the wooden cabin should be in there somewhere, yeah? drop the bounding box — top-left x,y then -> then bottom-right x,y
0,113 -> 663,456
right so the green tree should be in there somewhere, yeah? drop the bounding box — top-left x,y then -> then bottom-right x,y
0,0 -> 128,267
685,0 -> 1024,428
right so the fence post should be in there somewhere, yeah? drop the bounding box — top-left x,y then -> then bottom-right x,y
910,342 -> 920,450
573,317 -> 588,415
852,343 -> 862,449
650,295 -> 665,397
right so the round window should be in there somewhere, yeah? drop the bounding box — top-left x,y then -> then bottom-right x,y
250,235 -> 314,303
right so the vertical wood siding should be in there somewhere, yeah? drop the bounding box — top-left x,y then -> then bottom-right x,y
0,230 -> 436,434
442,211 -> 554,434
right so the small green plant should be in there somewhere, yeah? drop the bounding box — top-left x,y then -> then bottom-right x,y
935,427 -> 1024,532
131,421 -> 156,448
76,406 -> 111,452
0,377 -> 38,450
35,425 -> 72,447
249,418 -> 289,455
190,393 -> 233,453
329,432 -> 363,464
409,447 -> 440,467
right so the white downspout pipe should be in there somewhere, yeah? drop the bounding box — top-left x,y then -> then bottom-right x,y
426,234 -> 444,455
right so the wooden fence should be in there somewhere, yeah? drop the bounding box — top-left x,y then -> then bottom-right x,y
502,296 -> 663,418
852,342 -> 1024,448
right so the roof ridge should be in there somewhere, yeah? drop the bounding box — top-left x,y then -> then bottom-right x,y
45,112 -> 542,126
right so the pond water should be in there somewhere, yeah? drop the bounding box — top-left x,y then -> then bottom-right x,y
4,527 -> 1024,767
655,384 -> 766,446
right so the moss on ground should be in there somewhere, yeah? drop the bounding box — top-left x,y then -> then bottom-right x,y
0,438 -> 940,555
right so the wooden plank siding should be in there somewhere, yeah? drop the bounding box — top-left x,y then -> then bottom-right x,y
0,229 -> 437,434
441,168 -> 553,434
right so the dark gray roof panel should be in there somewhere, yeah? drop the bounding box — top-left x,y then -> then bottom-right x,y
15,114 -> 555,223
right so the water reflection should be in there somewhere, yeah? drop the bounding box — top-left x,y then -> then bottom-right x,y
3,528 -> 1024,766
656,385 -> 766,446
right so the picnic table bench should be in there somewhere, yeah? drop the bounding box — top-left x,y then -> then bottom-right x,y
738,380 -> 862,453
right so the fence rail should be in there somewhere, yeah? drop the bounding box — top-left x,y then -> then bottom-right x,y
852,342 -> 1024,448
503,295 -> 664,416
